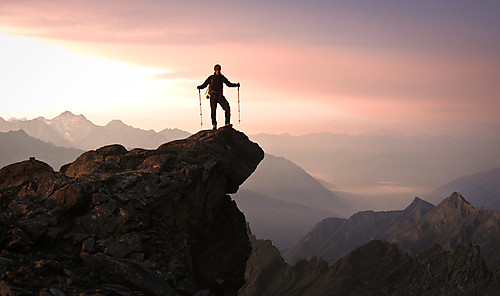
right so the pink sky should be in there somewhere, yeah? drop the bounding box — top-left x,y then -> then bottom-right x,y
1,1 -> 499,136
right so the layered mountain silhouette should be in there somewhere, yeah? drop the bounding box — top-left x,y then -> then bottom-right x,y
2,114 -> 499,294
0,130 -> 83,170
284,196 -> 434,264
237,154 -> 354,217
1,111 -> 190,150
284,193 -> 500,271
426,167 -> 500,210
234,189 -> 337,250
239,235 -> 499,296
233,154 -> 355,249
0,116 -> 71,147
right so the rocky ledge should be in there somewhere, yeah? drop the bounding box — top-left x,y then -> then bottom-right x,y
0,127 -> 264,296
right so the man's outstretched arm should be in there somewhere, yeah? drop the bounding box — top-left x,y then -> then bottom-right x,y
222,75 -> 240,88
197,75 -> 212,89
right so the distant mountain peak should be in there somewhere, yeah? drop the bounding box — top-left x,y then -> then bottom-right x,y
1,112 -> 190,150
55,111 -> 89,121
49,111 -> 93,129
426,167 -> 500,211
440,192 -> 471,208
451,191 -> 467,200
405,197 -> 434,211
410,196 -> 426,205
6,117 -> 28,122
106,119 -> 127,127
59,110 -> 76,117
7,129 -> 29,136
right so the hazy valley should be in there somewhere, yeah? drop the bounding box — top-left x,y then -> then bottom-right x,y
250,132 -> 500,209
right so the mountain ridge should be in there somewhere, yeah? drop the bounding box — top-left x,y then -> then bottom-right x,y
239,235 -> 499,296
392,192 -> 500,268
283,195 -> 435,264
0,129 -> 83,170
284,192 -> 500,271
1,111 -> 191,150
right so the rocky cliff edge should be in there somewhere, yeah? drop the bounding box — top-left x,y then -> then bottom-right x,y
0,126 -> 264,296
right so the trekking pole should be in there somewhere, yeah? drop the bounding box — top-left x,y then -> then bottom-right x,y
198,89 -> 203,126
237,86 -> 241,123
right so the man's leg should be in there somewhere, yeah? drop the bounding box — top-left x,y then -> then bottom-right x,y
210,93 -> 218,129
219,95 -> 231,125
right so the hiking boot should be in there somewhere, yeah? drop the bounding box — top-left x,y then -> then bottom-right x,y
224,123 -> 232,128
212,124 -> 217,130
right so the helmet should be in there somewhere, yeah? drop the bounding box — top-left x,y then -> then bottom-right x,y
214,64 -> 221,71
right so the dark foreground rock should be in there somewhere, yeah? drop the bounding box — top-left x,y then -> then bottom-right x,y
239,235 -> 500,296
0,127 -> 264,296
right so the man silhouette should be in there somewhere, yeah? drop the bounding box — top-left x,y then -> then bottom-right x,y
197,64 -> 240,130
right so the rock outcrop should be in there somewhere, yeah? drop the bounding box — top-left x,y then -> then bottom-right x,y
0,127 -> 264,296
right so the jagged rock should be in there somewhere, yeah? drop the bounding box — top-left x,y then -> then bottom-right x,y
81,252 -> 175,296
103,232 -> 146,258
239,237 -> 500,296
96,283 -> 144,296
238,233 -> 289,296
176,276 -> 198,295
392,192 -> 500,268
284,193 -> 500,272
0,127 -> 264,296
194,290 -> 210,296
35,259 -> 64,275
49,287 -> 66,296
402,244 -> 489,295
7,228 -> 34,252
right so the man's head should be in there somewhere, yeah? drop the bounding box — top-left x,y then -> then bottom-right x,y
214,64 -> 221,75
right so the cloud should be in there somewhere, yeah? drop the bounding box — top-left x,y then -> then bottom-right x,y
0,0 -> 258,45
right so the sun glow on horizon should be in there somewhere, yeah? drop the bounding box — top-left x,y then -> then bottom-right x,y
0,33 -> 189,124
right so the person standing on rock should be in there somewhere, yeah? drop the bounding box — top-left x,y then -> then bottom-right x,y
197,64 -> 240,130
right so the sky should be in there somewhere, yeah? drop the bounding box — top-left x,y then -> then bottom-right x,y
1,0 -> 499,136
